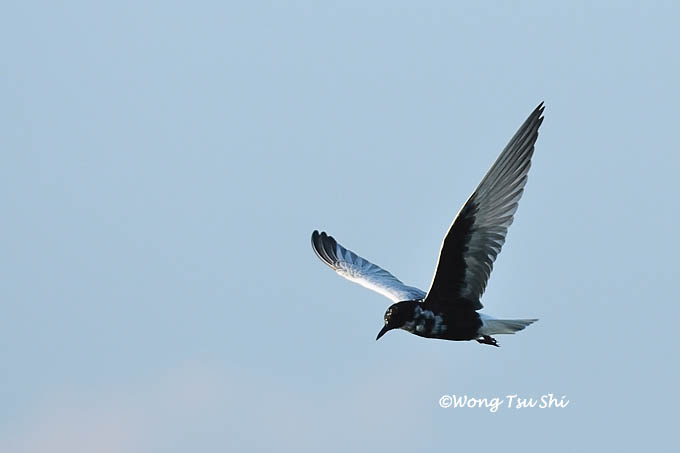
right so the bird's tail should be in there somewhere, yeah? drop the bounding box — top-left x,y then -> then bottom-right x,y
479,318 -> 538,335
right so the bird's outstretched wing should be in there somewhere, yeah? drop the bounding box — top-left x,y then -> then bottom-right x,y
311,230 -> 426,302
425,103 -> 545,309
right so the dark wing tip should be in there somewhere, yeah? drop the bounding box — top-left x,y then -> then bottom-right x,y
530,102 -> 545,123
526,103 -> 545,128
535,102 -> 546,123
320,232 -> 339,263
311,230 -> 339,267
531,103 -> 545,147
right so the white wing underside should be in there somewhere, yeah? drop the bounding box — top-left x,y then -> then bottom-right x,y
311,231 -> 426,303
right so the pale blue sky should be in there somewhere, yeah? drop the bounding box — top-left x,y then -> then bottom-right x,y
2,1 -> 679,452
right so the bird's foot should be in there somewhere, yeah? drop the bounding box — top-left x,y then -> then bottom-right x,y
477,335 -> 500,347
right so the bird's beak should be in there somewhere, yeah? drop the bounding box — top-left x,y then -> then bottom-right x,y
376,324 -> 390,341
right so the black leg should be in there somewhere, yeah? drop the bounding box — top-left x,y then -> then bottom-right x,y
476,335 -> 500,347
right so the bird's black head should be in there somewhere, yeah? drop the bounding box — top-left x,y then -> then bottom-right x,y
376,301 -> 417,340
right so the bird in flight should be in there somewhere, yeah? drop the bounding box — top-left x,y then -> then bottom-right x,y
311,103 -> 544,347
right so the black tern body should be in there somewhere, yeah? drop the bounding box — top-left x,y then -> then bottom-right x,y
311,104 -> 544,346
